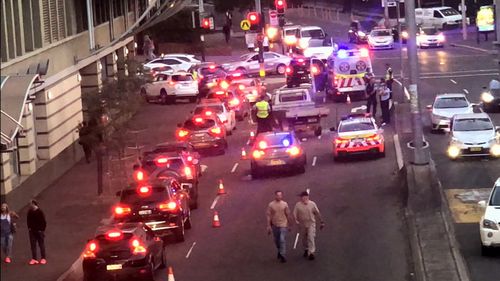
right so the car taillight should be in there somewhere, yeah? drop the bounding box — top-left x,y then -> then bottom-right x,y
335,137 -> 350,145
187,155 -> 193,162
131,238 -> 147,255
366,134 -> 381,142
238,85 -> 245,90
285,67 -> 292,75
114,205 -> 132,216
258,141 -> 268,149
176,128 -> 189,139
106,230 -> 123,240
229,98 -> 240,107
138,186 -> 152,195
209,126 -> 223,137
252,150 -> 265,159
184,166 -> 193,179
286,146 -> 301,156
159,201 -> 177,211
154,157 -> 169,166
83,241 -> 98,258
220,80 -> 229,89
204,110 -> 213,117
311,65 -> 319,75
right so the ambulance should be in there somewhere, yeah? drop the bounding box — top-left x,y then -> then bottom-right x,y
325,48 -> 373,102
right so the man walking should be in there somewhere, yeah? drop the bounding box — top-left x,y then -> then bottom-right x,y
385,63 -> 394,98
293,191 -> 325,260
78,121 -> 93,163
365,76 -> 377,116
266,190 -> 291,263
27,200 -> 47,265
378,78 -> 391,125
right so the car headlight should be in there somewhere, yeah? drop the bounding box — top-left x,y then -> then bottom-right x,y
481,91 -> 494,103
490,144 -> 500,157
482,219 -> 499,230
447,145 -> 460,158
357,31 -> 366,37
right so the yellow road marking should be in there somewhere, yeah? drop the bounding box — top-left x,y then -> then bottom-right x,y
445,188 -> 491,223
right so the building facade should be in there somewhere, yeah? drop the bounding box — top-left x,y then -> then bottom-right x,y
0,0 -> 153,208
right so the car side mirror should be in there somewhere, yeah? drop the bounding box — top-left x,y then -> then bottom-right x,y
329,127 -> 336,132
478,200 -> 487,208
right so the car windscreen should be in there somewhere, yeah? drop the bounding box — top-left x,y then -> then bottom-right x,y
194,105 -> 223,114
155,158 -> 184,171
371,30 -> 392,36
453,118 -> 493,131
307,40 -> 333,47
285,29 -> 297,36
184,119 -> 216,130
490,186 -> 500,206
259,133 -> 293,147
120,186 -> 170,205
339,120 -> 375,132
434,97 -> 468,108
172,74 -> 193,82
301,29 -> 325,39
421,28 -> 439,35
440,8 -> 459,16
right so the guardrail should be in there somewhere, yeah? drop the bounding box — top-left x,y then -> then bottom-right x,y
287,2 -> 383,23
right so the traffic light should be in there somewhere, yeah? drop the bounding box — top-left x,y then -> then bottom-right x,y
275,0 -> 286,14
201,18 -> 210,29
247,12 -> 260,30
278,14 -> 286,27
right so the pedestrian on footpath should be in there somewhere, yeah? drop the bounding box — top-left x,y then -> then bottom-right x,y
365,76 -> 377,116
1,203 -> 19,263
223,24 -> 231,44
378,78 -> 391,126
143,35 -> 156,61
385,63 -> 394,97
266,190 -> 292,263
27,200 -> 47,265
78,121 -> 93,163
293,191 -> 325,260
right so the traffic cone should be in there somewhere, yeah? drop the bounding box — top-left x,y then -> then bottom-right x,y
217,179 -> 226,195
212,211 -> 221,227
167,266 -> 175,281
241,148 -> 247,159
346,95 -> 351,104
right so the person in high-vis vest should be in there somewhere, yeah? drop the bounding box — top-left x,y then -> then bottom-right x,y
254,95 -> 273,134
385,63 -> 393,97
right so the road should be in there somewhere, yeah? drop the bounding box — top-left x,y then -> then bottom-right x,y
55,17 -> 498,281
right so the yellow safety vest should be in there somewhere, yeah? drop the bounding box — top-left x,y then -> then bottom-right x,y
255,101 -> 270,119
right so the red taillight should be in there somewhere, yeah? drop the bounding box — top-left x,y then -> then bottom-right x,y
204,110 -> 213,117
298,58 -> 304,63
159,201 -> 177,211
154,157 -> 169,166
220,80 -> 229,89
252,150 -> 265,159
311,65 -> 319,75
335,137 -> 349,145
83,241 -> 98,258
114,205 -> 131,216
232,72 -> 242,78
187,155 -> 193,162
194,117 -> 204,123
133,170 -> 146,182
366,134 -> 381,142
229,98 -> 240,107
285,67 -> 292,74
209,126 -> 223,137
258,140 -> 268,149
138,186 -> 151,194
238,84 -> 245,90
184,166 -> 193,179
286,146 -> 301,156
106,230 -> 123,240
131,238 -> 147,255
176,128 -> 189,139
209,65 -> 216,69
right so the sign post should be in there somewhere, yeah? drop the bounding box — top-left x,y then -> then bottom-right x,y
269,10 -> 278,26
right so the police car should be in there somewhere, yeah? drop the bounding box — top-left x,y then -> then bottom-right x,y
326,48 -> 373,102
330,114 -> 385,160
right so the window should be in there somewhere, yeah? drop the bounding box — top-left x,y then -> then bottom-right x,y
172,75 -> 193,82
301,29 -> 325,39
434,97 -> 468,108
156,75 -> 168,81
41,0 -> 68,44
113,0 -> 124,17
93,0 -> 110,25
433,10 -> 443,18
440,8 -> 459,16
264,53 -> 278,59
339,120 -> 375,132
453,118 -> 493,132
249,55 -> 259,61
162,59 -> 181,65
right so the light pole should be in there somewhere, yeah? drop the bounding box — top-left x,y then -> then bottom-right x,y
198,0 -> 206,61
495,2 -> 500,73
461,0 -> 467,40
405,0 -> 428,164
396,0 -> 404,81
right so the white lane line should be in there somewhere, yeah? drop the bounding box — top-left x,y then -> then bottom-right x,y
56,256 -> 82,281
393,134 -> 404,170
185,242 -> 197,259
306,188 -> 310,194
293,233 -> 300,249
450,79 -> 457,84
463,89 -> 469,94
231,163 -> 239,173
421,73 -> 499,79
421,69 -> 498,75
312,156 -> 317,167
210,196 -> 220,210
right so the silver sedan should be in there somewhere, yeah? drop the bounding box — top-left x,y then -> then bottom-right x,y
222,52 -> 291,75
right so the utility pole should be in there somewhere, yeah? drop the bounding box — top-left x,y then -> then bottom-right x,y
461,0 -> 467,40
495,2 -> 500,73
396,0 -> 404,81
255,0 -> 261,13
383,0 -> 389,28
405,0 -> 428,164
198,0 -> 206,61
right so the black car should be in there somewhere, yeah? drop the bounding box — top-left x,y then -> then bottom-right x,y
348,21 -> 368,44
190,63 -> 227,97
82,222 -> 166,281
113,178 -> 191,242
147,142 -> 201,177
286,57 -> 311,87
482,80 -> 500,112
141,152 -> 200,209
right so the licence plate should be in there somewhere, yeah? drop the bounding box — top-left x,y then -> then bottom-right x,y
307,118 -> 318,123
269,159 -> 285,166
139,210 -> 152,215
106,264 -> 122,271
470,147 -> 482,152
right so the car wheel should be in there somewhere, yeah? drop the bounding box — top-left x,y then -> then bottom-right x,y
380,149 -> 386,158
236,67 -> 247,74
276,64 -> 286,75
227,128 -> 233,136
296,165 -> 306,174
333,154 -> 342,162
174,218 -> 185,242
141,260 -> 155,281
83,273 -> 98,281
442,23 -> 448,30
159,247 -> 167,269
185,215 -> 192,230
141,88 -> 150,102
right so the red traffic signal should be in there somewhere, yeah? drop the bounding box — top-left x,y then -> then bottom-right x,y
133,169 -> 146,182
202,18 -> 210,29
247,12 -> 260,25
275,0 -> 286,13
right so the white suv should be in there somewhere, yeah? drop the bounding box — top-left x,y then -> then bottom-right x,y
141,72 -> 199,104
479,178 -> 500,255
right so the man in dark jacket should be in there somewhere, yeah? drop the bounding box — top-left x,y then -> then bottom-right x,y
27,200 -> 47,265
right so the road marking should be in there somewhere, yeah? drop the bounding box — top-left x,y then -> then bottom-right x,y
393,134 -> 404,170
445,189 -> 491,223
450,43 -> 492,53
421,72 -> 499,79
246,139 -> 250,145
450,79 -> 457,84
56,256 -> 82,281
231,163 -> 239,173
312,156 -> 317,166
185,242 -> 197,259
463,89 -> 469,94
421,69 -> 498,75
293,233 -> 300,249
351,105 -> 367,113
210,196 -> 220,210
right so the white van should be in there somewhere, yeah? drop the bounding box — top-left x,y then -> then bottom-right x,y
297,26 -> 326,50
415,7 -> 462,29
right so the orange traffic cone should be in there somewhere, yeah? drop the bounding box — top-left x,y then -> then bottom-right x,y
241,148 -> 247,159
212,211 -> 221,227
217,179 -> 226,195
346,94 -> 351,104
167,266 -> 175,281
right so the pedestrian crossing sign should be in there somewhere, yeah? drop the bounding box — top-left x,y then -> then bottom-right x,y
240,20 -> 251,31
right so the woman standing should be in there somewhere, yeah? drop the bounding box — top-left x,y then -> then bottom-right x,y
1,203 -> 19,263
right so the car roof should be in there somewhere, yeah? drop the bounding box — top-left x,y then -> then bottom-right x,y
95,222 -> 143,236
164,53 -> 195,57
453,113 -> 490,119
340,113 -> 375,122
435,93 -> 467,98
